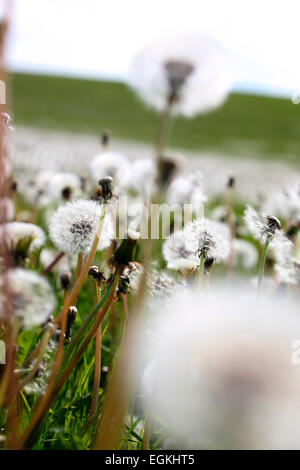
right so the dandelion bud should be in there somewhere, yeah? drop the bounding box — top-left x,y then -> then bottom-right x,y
65,306 -> 77,343
88,265 -> 99,278
98,176 -> 113,201
59,271 -> 72,291
101,129 -> 111,147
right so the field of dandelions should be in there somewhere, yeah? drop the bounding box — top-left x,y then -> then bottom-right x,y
1,33 -> 300,451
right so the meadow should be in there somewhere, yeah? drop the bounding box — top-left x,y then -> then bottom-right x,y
1,46 -> 300,451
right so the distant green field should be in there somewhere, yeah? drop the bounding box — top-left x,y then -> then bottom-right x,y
11,73 -> 300,160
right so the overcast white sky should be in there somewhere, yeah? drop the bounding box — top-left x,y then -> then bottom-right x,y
3,0 -> 300,97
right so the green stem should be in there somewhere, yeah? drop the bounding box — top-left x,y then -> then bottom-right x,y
257,239 -> 270,297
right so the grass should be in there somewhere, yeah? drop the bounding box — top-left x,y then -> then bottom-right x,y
11,73 -> 300,160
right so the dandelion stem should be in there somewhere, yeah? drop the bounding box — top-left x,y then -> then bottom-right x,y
94,246 -> 151,450
155,101 -> 172,186
257,239 -> 270,297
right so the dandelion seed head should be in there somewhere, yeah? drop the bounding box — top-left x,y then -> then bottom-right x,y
0,268 -> 56,327
163,233 -> 200,272
141,289 -> 300,449
275,255 -> 300,285
49,199 -> 114,255
47,172 -> 83,201
130,34 -> 231,117
129,158 -> 155,197
0,222 -> 46,260
89,151 -> 130,190
244,206 -> 291,252
183,218 -> 230,263
39,248 -> 74,274
167,171 -> 207,209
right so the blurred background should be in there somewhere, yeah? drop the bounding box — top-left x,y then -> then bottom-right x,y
2,0 -> 300,163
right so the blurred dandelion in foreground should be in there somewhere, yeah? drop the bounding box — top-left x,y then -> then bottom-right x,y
49,199 -> 114,256
0,268 -> 56,327
130,33 -> 231,117
141,290 -> 300,449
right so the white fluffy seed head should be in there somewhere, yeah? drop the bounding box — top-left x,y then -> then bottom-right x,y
162,232 -> 199,272
141,289 -> 300,449
167,171 -> 207,209
49,199 -> 114,256
0,268 -> 56,327
89,151 -> 130,191
0,222 -> 46,254
183,217 -> 230,263
47,172 -> 83,201
244,206 -> 293,259
129,158 -> 155,197
130,33 -> 231,117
